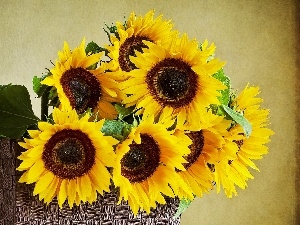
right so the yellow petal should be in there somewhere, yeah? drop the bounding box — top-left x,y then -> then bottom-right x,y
128,195 -> 139,216
27,130 -> 41,138
18,141 -> 30,149
58,179 -> 68,208
67,179 -> 77,208
41,76 -> 55,86
26,160 -> 46,183
26,145 -> 44,158
33,171 -> 55,195
75,192 -> 81,206
80,174 -> 92,200
76,175 -> 91,202
43,177 -> 60,204
18,171 -> 29,183
17,159 -> 36,171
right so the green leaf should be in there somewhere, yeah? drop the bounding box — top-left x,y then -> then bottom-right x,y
47,86 -> 60,108
103,21 -> 127,42
104,23 -> 119,38
222,105 -> 252,137
101,120 -> 132,141
122,123 -> 132,138
210,104 -> 226,117
32,75 -> 42,94
212,68 -> 231,105
85,41 -> 107,55
32,75 -> 49,97
0,85 -> 39,139
114,103 -> 135,120
174,198 -> 193,218
85,41 -> 108,69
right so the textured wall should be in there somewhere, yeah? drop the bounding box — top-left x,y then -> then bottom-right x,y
0,0 -> 298,224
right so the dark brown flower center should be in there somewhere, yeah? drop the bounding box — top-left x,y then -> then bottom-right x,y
146,58 -> 198,108
57,139 -> 83,164
183,131 -> 204,170
118,35 -> 151,72
42,129 -> 95,179
60,67 -> 101,114
121,134 -> 160,183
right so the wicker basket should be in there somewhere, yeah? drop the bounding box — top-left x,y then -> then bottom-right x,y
0,138 -> 180,225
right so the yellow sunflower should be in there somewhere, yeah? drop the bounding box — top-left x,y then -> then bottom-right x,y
121,34 -> 226,129
213,85 -> 274,197
41,38 -> 122,119
17,107 -> 118,208
112,115 -> 193,215
174,109 -> 238,199
105,10 -> 175,75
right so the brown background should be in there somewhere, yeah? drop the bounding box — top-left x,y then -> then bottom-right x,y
0,0 -> 298,224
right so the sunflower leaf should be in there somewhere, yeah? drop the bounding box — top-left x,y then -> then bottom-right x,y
173,198 -> 193,218
222,105 -> 252,137
104,23 -> 119,40
101,120 -> 132,140
32,75 -> 50,97
85,41 -> 107,55
122,123 -> 132,138
115,103 -> 135,120
0,85 -> 39,139
212,68 -> 231,105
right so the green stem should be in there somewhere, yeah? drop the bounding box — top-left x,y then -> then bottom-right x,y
41,87 -> 51,121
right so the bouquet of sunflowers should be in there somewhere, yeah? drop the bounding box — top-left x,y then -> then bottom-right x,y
0,10 -> 274,217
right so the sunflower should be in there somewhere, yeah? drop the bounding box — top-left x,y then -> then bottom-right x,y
112,115 -> 193,215
121,34 -> 226,129
174,109 -> 238,199
41,38 -> 122,119
17,107 -> 118,208
213,85 -> 274,197
105,10 -> 175,76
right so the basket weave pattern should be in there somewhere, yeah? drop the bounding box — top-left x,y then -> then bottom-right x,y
0,138 -> 180,225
